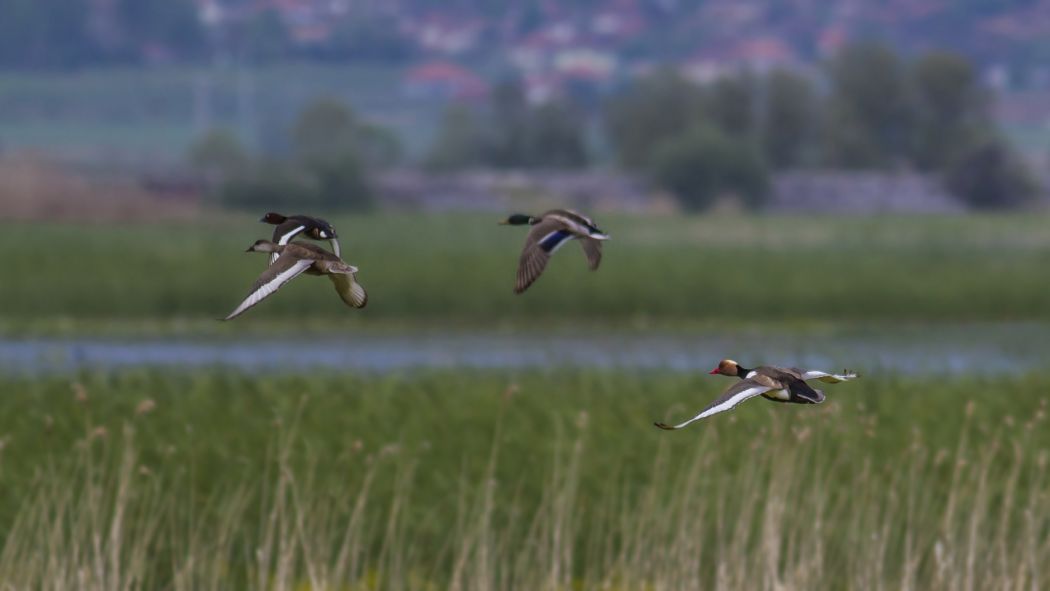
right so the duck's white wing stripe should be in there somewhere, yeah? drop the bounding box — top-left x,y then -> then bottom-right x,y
276,225 -> 306,245
224,259 -> 312,320
657,384 -> 772,430
270,225 -> 306,264
802,370 -> 858,383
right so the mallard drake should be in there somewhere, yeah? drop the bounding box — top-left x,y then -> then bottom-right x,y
223,239 -> 366,321
499,209 -> 609,293
654,360 -> 858,430
260,212 -> 340,265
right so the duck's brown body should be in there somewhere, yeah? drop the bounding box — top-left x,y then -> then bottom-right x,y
281,242 -> 356,275
730,365 -> 825,405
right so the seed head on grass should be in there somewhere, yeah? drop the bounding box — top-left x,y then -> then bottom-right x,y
72,382 -> 88,404
135,399 -> 156,416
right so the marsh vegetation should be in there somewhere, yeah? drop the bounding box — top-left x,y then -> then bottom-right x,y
0,371 -> 1046,589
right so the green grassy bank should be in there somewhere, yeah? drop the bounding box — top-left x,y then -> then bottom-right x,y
2,213 -> 1050,333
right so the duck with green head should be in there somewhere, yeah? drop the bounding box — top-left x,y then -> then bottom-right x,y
499,209 -> 610,293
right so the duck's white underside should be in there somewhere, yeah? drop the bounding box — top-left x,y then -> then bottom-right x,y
763,389 -> 791,401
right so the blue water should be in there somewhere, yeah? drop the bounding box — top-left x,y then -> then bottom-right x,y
0,324 -> 1043,376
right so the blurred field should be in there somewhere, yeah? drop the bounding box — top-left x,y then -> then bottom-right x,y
0,156 -> 200,223
0,64 -> 437,158
2,212 -> 1050,333
0,370 -> 1046,589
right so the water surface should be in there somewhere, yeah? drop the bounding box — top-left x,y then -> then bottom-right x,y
0,324 -> 1043,376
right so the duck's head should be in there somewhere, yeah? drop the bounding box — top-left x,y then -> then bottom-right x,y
709,359 -> 743,376
245,239 -> 279,253
259,212 -> 287,225
499,214 -> 537,226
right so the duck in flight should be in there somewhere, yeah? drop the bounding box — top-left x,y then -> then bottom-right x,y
500,209 -> 609,293
223,240 -> 367,321
260,212 -> 340,265
654,360 -> 858,430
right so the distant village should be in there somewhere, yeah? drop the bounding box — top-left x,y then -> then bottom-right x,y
186,0 -> 1050,107
3,0 -> 1047,217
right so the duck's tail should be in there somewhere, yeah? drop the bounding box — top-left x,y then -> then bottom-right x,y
348,281 -> 368,308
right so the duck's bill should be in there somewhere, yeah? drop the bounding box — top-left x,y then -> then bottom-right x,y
330,238 -> 341,258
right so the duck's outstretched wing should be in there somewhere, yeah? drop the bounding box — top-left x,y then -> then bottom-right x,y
224,255 -> 313,320
515,218 -> 574,294
795,369 -> 859,383
655,380 -> 773,430
580,238 -> 602,270
329,273 -> 368,309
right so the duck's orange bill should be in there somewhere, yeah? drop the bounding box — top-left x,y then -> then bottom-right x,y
708,368 -> 720,374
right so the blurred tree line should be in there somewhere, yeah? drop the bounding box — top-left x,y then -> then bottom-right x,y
426,42 -> 1038,211
602,42 -> 1039,210
188,98 -> 400,211
425,80 -> 588,172
186,41 -> 1037,213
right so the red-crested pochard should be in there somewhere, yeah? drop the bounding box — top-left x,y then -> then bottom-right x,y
655,359 -> 858,430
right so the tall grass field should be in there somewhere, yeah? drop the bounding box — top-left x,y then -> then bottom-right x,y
0,370 -> 1046,589
2,213 -> 1050,332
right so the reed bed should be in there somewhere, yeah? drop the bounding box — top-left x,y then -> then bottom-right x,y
0,370 -> 1046,589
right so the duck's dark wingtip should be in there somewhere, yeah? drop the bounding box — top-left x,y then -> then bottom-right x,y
653,422 -> 675,431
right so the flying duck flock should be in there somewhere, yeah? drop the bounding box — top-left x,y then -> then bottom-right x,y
224,210 -> 859,429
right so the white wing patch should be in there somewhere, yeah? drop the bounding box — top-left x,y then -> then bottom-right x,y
270,225 -> 306,265
802,370 -> 859,383
657,385 -> 772,430
277,225 -> 306,245
224,259 -> 312,320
